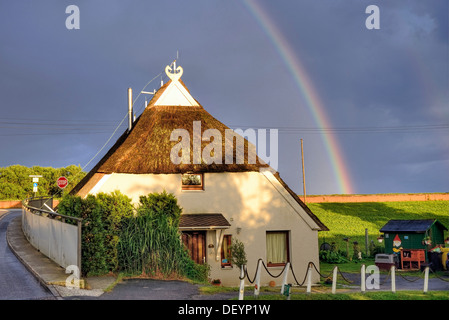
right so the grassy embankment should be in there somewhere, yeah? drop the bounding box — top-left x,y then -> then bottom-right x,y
307,201 -> 449,253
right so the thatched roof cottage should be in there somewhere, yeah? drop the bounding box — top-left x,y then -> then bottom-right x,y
71,63 -> 327,286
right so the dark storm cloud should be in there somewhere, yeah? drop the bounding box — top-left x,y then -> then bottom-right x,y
0,1 -> 447,194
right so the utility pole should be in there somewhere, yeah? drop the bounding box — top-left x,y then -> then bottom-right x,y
301,139 -> 306,203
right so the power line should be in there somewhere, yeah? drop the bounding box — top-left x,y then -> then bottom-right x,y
77,70 -> 163,172
0,122 -> 116,128
228,124 -> 449,134
0,131 -> 113,137
1,123 -> 447,136
0,118 -> 118,125
48,68 -> 165,199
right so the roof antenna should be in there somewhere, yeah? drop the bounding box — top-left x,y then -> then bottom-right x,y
128,88 -> 133,132
140,89 -> 156,109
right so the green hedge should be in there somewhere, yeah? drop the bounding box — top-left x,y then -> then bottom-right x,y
59,190 -> 209,282
58,191 -> 134,276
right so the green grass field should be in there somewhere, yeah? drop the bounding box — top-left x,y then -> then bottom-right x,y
245,290 -> 449,300
308,201 -> 449,254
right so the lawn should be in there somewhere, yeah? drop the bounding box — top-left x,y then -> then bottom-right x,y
199,281 -> 449,300
241,290 -> 449,300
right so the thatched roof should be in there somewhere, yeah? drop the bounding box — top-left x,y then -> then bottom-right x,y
70,72 -> 327,231
98,81 -> 268,174
71,79 -> 267,194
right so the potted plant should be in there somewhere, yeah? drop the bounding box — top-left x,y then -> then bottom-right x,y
211,279 -> 221,286
377,235 -> 384,243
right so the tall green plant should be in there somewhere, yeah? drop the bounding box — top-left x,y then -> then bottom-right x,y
117,191 -> 209,282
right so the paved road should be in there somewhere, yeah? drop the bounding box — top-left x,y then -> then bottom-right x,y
99,279 -> 203,300
64,278 -> 238,300
0,210 -> 55,300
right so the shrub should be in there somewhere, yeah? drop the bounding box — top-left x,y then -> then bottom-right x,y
319,250 -> 349,264
58,191 -> 133,276
59,190 -> 209,281
95,191 -> 134,271
117,191 -> 209,282
138,191 -> 182,227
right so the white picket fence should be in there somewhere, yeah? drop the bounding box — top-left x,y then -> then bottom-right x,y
238,259 -> 447,300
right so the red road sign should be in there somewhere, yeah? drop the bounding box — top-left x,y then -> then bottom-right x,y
57,176 -> 68,189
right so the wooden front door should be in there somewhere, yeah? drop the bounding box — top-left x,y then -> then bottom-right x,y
182,231 -> 206,264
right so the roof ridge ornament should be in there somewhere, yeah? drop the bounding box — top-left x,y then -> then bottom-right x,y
154,61 -> 198,107
165,61 -> 183,82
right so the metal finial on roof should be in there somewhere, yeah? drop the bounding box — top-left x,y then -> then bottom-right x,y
165,62 -> 183,82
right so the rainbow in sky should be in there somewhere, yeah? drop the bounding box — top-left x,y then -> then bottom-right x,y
243,0 -> 355,194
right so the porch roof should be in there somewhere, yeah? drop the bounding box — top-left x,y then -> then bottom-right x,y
179,213 -> 231,230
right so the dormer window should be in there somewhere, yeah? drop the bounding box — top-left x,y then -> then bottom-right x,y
182,173 -> 203,190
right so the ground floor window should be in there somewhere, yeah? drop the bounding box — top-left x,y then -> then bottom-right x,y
266,231 -> 289,267
221,235 -> 232,267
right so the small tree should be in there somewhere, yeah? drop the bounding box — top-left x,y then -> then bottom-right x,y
229,238 -> 247,269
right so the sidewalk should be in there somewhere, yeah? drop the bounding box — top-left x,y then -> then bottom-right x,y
5,212 -> 116,299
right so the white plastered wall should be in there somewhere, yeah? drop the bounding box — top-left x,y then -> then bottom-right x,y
88,171 -> 321,286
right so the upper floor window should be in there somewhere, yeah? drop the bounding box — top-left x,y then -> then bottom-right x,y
182,173 -> 203,190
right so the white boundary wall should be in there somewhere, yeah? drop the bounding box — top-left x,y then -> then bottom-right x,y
22,207 -> 81,271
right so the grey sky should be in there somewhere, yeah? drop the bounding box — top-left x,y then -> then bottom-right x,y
0,0 -> 447,195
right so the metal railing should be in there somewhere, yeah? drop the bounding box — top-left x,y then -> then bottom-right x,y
21,196 -> 82,275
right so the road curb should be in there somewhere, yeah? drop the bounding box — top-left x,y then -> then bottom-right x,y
5,213 -> 63,300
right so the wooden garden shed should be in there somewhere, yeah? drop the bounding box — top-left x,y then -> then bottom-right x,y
380,219 -> 447,257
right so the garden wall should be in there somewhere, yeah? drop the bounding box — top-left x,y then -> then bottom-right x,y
0,200 -> 60,209
299,193 -> 449,203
